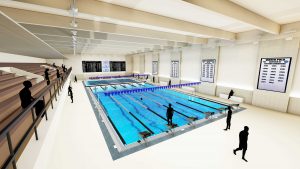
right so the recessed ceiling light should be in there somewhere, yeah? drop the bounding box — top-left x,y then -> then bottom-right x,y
70,20 -> 78,28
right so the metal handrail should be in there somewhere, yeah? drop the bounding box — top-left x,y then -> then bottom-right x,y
0,68 -> 72,169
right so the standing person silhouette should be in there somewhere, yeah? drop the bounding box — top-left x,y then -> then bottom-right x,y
56,68 -> 60,79
234,126 -> 249,162
228,89 -> 234,99
19,81 -> 34,109
168,79 -> 171,86
44,68 -> 50,85
74,75 -> 77,83
153,76 -> 155,83
68,85 -> 72,96
70,90 -> 73,103
224,106 -> 232,131
166,104 -> 174,126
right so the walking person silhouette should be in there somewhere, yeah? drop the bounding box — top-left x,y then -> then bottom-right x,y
224,106 -> 232,131
166,104 -> 174,126
234,126 -> 249,162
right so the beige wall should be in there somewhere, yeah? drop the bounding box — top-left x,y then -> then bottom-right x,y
252,39 -> 300,112
131,38 -> 300,115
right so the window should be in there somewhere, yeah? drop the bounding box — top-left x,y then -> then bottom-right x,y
152,61 -> 158,75
171,61 -> 179,78
110,61 -> 126,72
82,61 -> 102,72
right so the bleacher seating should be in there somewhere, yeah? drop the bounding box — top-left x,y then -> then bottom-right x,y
0,63 -> 70,168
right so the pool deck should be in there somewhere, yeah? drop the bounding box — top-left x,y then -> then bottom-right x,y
18,80 -> 300,169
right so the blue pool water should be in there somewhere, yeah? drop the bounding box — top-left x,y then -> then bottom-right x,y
85,78 -> 138,86
89,80 -> 227,145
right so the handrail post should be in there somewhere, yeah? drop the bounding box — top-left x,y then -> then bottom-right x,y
54,83 -> 57,101
31,109 -> 38,141
49,88 -> 54,109
57,80 -> 60,95
7,132 -> 17,169
42,96 -> 48,121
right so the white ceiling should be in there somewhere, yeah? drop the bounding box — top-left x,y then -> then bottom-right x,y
99,0 -> 255,32
20,23 -> 178,55
231,0 -> 300,24
0,11 -> 64,58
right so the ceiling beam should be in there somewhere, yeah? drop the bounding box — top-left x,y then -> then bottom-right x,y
183,0 -> 280,34
10,0 -> 235,40
0,10 -> 64,59
0,6 -> 208,44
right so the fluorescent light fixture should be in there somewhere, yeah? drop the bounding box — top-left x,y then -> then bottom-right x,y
285,36 -> 293,41
71,30 -> 77,36
72,35 -> 77,41
70,20 -> 78,28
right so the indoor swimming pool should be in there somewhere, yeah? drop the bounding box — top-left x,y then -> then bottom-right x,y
86,79 -> 228,146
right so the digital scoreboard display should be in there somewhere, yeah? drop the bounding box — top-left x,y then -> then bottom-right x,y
201,59 -> 215,83
257,57 -> 292,93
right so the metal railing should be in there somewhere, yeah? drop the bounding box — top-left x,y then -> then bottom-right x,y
0,68 -> 72,169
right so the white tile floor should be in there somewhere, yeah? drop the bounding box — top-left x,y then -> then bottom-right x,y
21,81 -> 300,169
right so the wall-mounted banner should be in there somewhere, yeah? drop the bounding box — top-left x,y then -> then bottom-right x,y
152,61 -> 158,75
257,57 -> 292,93
201,59 -> 215,83
102,60 -> 110,72
171,60 -> 179,78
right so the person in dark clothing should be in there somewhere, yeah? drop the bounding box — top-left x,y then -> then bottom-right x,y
168,79 -> 171,86
224,106 -> 232,131
52,63 -> 57,68
228,89 -> 234,99
68,85 -> 72,96
146,75 -> 148,80
153,76 -> 155,83
44,68 -> 50,85
166,104 -> 174,125
56,68 -> 60,79
70,90 -> 73,103
74,75 -> 77,82
234,126 -> 249,162
19,81 -> 34,109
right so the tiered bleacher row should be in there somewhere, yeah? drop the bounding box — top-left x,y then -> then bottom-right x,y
0,63 -> 71,169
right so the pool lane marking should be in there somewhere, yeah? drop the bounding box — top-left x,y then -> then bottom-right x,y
171,89 -> 228,106
188,100 -> 220,110
160,90 -> 220,110
176,102 -> 205,114
110,85 -> 117,89
145,92 -> 201,119
118,95 -> 165,132
137,93 -> 191,119
124,95 -> 168,122
120,84 -> 127,88
110,96 -> 154,134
